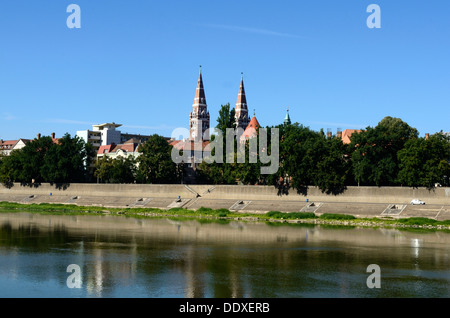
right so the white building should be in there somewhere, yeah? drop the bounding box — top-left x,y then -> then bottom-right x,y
77,123 -> 122,152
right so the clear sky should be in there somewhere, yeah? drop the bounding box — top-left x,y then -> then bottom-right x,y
0,0 -> 449,141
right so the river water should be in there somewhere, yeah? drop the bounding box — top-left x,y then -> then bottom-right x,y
0,211 -> 449,298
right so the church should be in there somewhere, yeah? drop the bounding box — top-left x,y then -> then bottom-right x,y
170,68 -> 259,169
188,68 -> 253,142
173,67 -> 290,177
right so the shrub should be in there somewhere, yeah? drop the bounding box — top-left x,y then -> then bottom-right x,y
319,213 -> 356,220
196,207 -> 213,213
266,211 -> 283,218
288,212 -> 317,219
266,211 -> 316,219
398,217 -> 438,225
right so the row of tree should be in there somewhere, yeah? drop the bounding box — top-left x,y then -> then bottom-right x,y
0,134 -> 93,186
0,107 -> 449,193
94,134 -> 180,184
0,133 -> 181,187
196,105 -> 450,193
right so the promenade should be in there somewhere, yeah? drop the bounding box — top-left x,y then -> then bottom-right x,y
0,183 -> 449,220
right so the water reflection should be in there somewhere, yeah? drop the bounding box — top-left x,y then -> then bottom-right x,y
0,212 -> 450,298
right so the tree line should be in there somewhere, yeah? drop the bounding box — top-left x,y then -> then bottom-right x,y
0,133 -> 180,187
197,105 -> 450,193
0,108 -> 449,193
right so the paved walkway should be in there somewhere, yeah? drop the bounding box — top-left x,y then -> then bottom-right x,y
1,193 -> 449,220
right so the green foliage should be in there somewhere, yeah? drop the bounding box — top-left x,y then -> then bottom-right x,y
397,217 -> 438,225
41,134 -> 93,183
319,213 -> 356,220
0,134 -> 93,185
397,132 -> 450,188
350,117 -> 419,186
266,211 -> 317,219
136,134 -> 178,184
198,103 -> 262,185
95,156 -> 137,183
216,103 -> 236,135
315,137 -> 351,194
278,124 -> 322,193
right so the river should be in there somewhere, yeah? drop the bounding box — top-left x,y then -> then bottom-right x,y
0,211 -> 449,298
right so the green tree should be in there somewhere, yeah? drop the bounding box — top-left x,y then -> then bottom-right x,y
397,132 -> 450,188
136,134 -> 177,184
277,123 -> 324,194
17,136 -> 55,184
350,116 -> 418,186
0,150 -> 22,187
315,136 -> 351,194
41,133 -> 94,183
216,103 -> 236,134
94,156 -> 137,183
198,103 -> 238,184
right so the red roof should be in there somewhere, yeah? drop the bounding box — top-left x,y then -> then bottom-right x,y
0,140 -> 18,150
112,143 -> 136,153
97,140 -> 141,155
242,116 -> 260,139
341,129 -> 362,144
97,144 -> 116,155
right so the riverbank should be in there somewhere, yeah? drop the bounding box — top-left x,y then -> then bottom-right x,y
1,183 -> 450,222
1,201 -> 450,231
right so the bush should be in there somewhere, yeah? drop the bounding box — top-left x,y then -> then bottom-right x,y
196,207 -> 229,217
319,213 -> 356,220
196,207 -> 213,213
288,212 -> 317,219
398,217 -> 438,225
266,211 -> 284,218
266,211 -> 316,219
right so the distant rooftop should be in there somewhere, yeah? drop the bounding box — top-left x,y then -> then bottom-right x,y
92,123 -> 122,130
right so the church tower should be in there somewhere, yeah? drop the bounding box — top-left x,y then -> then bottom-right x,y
284,106 -> 291,125
234,73 -> 250,130
189,66 -> 210,141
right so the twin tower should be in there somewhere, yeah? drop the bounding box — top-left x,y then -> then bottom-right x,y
189,68 -> 250,142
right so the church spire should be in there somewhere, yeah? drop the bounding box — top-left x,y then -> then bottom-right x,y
284,106 -> 291,125
193,66 -> 206,107
189,66 -> 210,141
235,72 -> 250,129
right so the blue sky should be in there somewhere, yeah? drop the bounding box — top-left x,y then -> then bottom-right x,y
0,0 -> 449,141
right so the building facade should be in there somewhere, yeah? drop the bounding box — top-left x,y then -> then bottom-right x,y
76,123 -> 122,153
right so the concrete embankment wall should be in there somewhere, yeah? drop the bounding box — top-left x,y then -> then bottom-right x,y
0,183 -> 448,205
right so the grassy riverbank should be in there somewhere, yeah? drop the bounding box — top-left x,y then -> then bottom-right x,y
1,201 -> 450,231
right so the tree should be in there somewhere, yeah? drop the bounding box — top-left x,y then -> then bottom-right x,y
0,151 -> 22,187
198,103 -> 238,184
350,117 -> 418,186
216,103 -> 236,135
397,132 -> 450,188
41,133 -> 94,183
136,134 -> 177,184
0,134 -> 93,186
18,136 -> 55,184
315,136 -> 351,194
277,123 -> 324,194
94,156 -> 137,184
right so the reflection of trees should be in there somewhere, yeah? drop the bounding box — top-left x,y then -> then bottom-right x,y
0,221 -> 69,251
2,218 -> 450,297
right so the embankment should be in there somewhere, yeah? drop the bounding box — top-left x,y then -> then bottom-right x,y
0,183 -> 449,219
